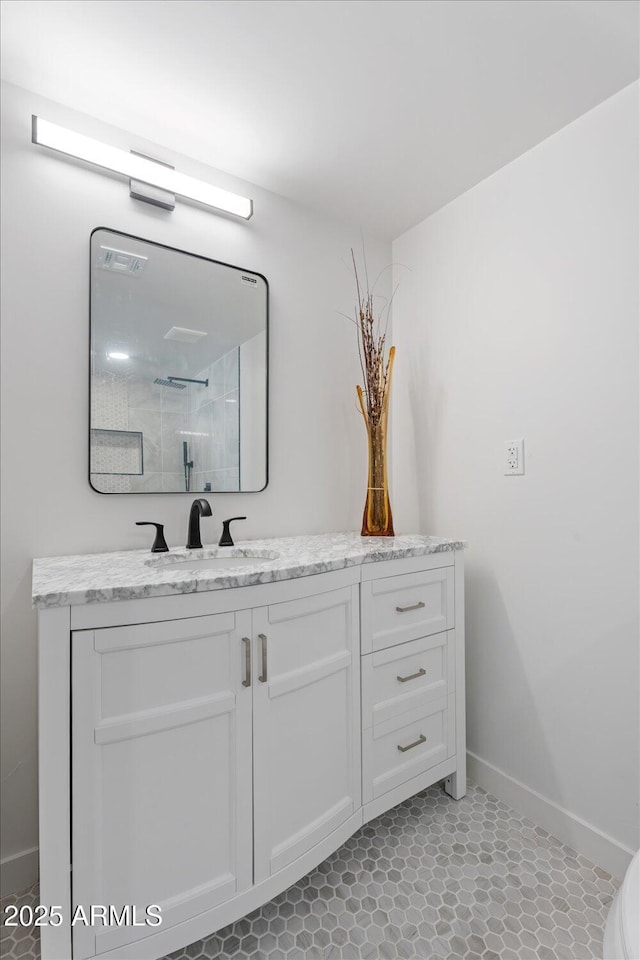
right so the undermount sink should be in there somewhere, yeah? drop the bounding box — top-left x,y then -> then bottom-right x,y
146,550 -> 279,573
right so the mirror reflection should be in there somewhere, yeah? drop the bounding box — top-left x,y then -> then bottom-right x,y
90,229 -> 268,494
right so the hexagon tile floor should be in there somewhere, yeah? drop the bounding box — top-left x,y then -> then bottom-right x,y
1,782 -> 620,960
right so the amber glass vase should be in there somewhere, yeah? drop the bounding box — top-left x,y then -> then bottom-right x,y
360,359 -> 394,537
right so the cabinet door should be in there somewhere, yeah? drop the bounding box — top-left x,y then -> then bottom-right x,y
252,585 -> 361,883
71,612 -> 253,959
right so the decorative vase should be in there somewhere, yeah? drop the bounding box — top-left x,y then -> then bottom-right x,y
359,347 -> 395,537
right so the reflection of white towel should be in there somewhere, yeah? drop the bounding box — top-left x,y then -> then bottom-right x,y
603,849 -> 639,960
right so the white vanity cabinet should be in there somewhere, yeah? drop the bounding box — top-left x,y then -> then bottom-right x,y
35,540 -> 464,960
65,572 -> 361,960
71,612 -> 255,960
252,585 -> 361,883
359,557 -> 464,817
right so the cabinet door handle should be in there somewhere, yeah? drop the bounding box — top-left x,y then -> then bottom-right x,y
397,733 -> 426,753
241,637 -> 251,687
397,667 -> 426,683
395,601 -> 425,613
258,633 -> 268,683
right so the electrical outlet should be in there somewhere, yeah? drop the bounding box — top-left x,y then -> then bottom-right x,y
504,439 -> 524,475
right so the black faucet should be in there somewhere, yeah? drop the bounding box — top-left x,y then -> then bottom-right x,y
186,498 -> 212,550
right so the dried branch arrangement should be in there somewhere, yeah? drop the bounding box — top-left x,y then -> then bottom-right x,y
352,249 -> 396,427
349,248 -> 395,536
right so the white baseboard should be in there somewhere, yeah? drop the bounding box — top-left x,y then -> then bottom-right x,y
467,752 -> 634,881
0,846 -> 39,899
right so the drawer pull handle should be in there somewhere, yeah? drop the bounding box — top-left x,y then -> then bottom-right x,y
397,734 -> 427,753
397,667 -> 426,683
395,601 -> 425,613
241,637 -> 251,688
258,633 -> 268,683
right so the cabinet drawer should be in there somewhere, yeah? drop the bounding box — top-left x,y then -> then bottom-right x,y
361,567 -> 454,653
362,631 -> 454,729
362,695 -> 455,802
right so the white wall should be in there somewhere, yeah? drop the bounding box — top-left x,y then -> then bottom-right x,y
0,80 -> 390,892
392,83 -> 639,872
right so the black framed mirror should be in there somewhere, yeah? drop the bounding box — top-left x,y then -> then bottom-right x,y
89,229 -> 268,493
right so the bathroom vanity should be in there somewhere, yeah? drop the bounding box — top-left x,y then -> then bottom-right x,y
33,533 -> 465,960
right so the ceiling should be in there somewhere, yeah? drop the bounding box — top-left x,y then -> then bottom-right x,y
1,0 -> 638,239
91,230 -> 267,379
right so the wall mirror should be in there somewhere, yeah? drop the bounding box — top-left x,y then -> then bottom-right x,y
90,229 -> 268,494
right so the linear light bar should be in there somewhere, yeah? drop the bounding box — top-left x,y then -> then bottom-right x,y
32,116 -> 253,219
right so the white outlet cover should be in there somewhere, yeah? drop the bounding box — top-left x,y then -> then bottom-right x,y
504,439 -> 525,475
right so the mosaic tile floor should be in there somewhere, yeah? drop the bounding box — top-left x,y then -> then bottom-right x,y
1,881 -> 40,960
1,782 -> 619,960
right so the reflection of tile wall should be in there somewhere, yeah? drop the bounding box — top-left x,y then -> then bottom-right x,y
91,430 -> 143,474
91,372 -> 189,493
128,379 -> 188,493
91,372 -> 132,493
186,347 -> 240,493
91,372 -> 129,428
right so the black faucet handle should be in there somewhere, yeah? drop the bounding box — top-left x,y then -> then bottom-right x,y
219,516 -> 247,547
136,522 -> 169,553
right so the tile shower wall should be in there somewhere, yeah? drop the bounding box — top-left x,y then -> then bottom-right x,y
91,372 -> 189,492
129,377 -> 190,493
188,347 -> 240,493
89,372 -> 132,493
91,351 -> 240,494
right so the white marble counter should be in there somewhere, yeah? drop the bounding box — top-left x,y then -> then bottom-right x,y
32,532 -> 466,609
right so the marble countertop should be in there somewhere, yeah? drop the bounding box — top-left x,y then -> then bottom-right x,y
32,532 -> 466,609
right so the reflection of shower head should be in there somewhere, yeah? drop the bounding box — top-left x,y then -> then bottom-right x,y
154,377 -> 186,389
168,376 -> 209,387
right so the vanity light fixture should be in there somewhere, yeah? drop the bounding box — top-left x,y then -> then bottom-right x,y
107,351 -> 130,361
32,116 -> 253,219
